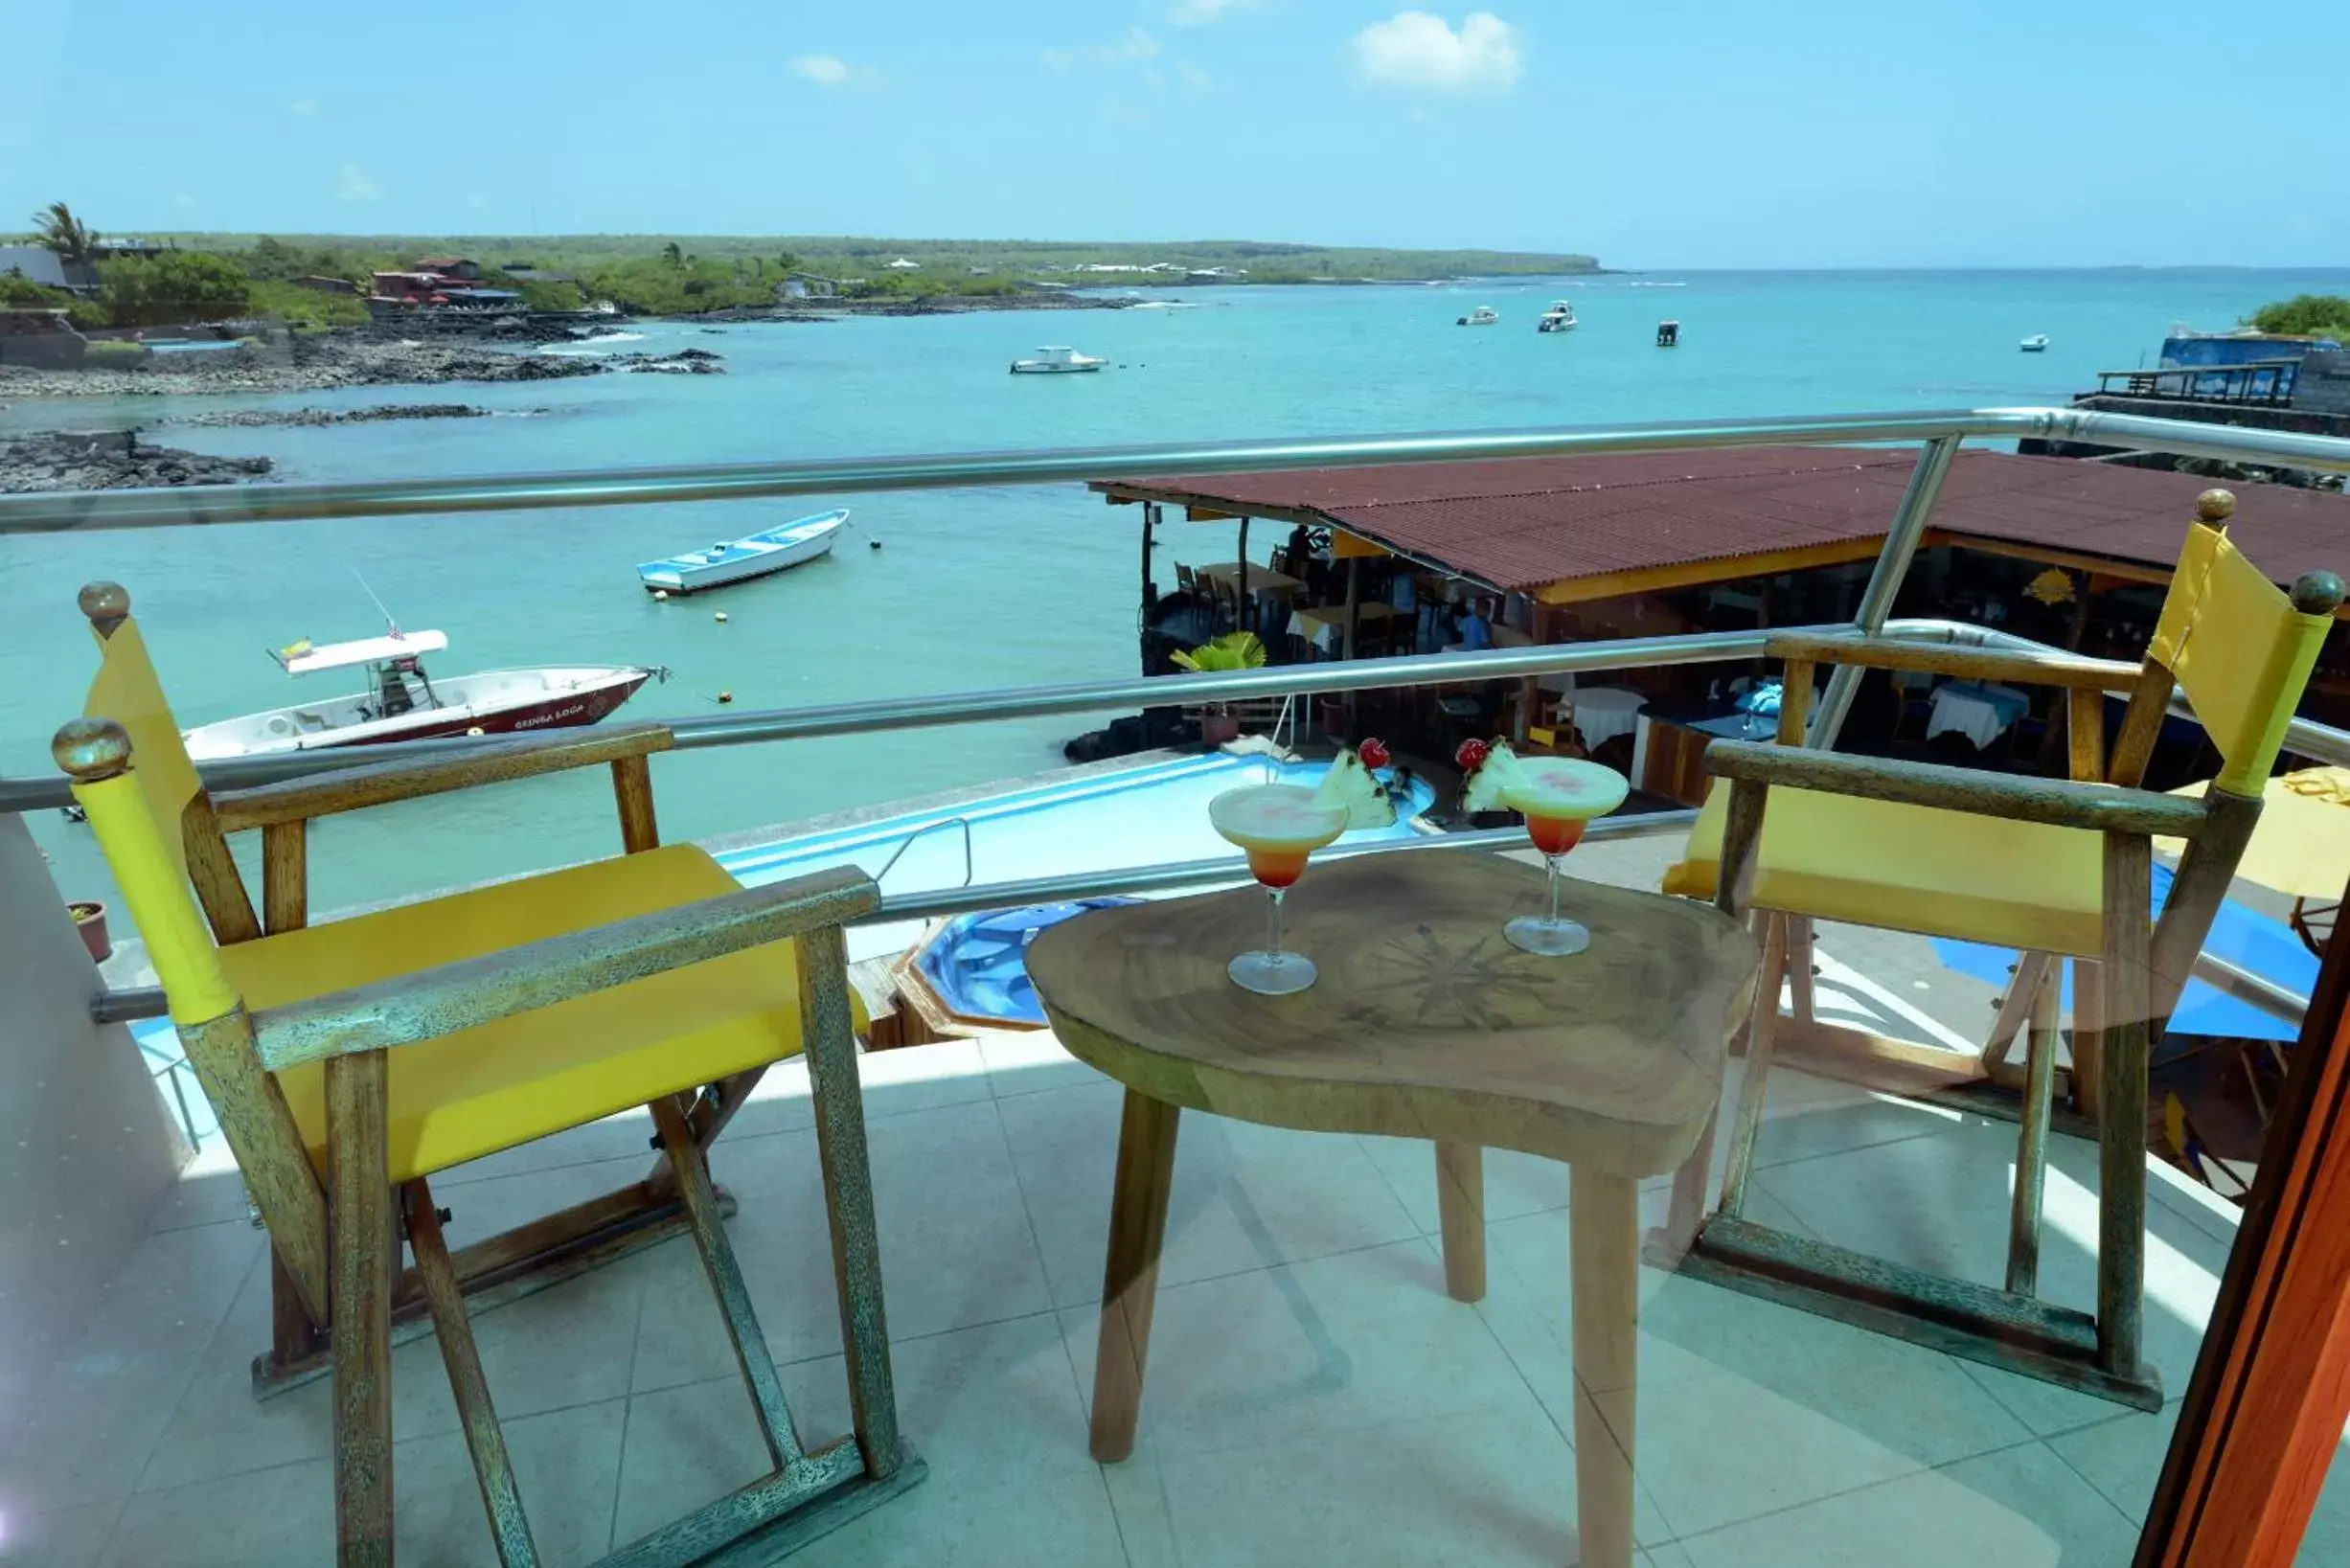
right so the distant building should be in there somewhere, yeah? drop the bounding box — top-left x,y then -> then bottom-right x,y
780,272 -> 841,300
410,257 -> 482,281
885,257 -> 922,270
368,269 -> 520,314
0,245 -> 99,297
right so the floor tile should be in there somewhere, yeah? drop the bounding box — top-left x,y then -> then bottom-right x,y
977,1028 -> 1107,1099
1358,1134 -> 1571,1234
1475,1190 -> 2030,1540
613,1314 -> 1123,1566
1121,1401 -> 1586,1567
1059,1237 -> 1538,1460
0,1498 -> 123,1568
100,1399 -> 625,1568
631,1100 -> 1050,1393
0,1220 -> 259,1512
1676,1439 -> 2136,1567
1001,1082 -> 1422,1308
1756,1117 -> 2235,1433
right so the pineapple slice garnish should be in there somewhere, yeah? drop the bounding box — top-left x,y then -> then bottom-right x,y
1313,746 -> 1397,829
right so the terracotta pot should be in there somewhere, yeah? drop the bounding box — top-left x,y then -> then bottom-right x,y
69,899 -> 111,965
1199,710 -> 1241,746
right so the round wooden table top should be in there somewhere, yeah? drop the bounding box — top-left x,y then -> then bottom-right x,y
1026,849 -> 1758,1178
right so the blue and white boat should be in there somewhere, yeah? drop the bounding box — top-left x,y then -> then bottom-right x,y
636,508 -> 849,594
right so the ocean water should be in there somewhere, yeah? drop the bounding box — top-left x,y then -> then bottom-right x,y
7,267 -> 2347,913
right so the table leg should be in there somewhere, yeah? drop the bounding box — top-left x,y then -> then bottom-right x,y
1570,1167 -> 1639,1568
1092,1090 -> 1181,1464
1435,1143 -> 1486,1303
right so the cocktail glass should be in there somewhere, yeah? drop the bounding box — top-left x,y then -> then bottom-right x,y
1500,757 -> 1629,956
1209,784 -> 1349,995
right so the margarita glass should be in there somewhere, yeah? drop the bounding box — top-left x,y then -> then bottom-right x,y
1209,784 -> 1349,994
1462,742 -> 1629,956
1208,744 -> 1396,995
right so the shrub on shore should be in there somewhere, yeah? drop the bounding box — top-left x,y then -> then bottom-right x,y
2247,295 -> 2350,340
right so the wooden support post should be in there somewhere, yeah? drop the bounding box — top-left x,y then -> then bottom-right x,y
1717,914 -> 1788,1217
1091,1089 -> 1180,1464
2005,963 -> 2061,1298
262,819 -> 308,936
2067,685 -> 2107,785
1570,1167 -> 1640,1568
182,795 -> 262,943
1139,503 -> 1157,671
611,755 -> 659,854
403,1181 -> 537,1568
328,1049 -> 395,1568
798,924 -> 901,1479
1435,1143 -> 1486,1303
1983,951 -> 2055,1083
1236,519 -> 1251,633
2097,831 -> 2154,1384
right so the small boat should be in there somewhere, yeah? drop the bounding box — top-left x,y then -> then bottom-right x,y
1457,306 -> 1499,327
1010,346 -> 1106,374
1536,300 -> 1578,333
2019,334 -> 2050,352
181,629 -> 654,761
637,508 -> 849,594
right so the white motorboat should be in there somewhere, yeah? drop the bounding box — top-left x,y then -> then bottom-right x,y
180,629 -> 655,761
1010,346 -> 1106,374
636,508 -> 849,594
1537,300 -> 1579,333
2019,334 -> 2050,352
1457,306 -> 1499,327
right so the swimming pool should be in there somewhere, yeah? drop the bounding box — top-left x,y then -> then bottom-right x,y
714,751 -> 1441,962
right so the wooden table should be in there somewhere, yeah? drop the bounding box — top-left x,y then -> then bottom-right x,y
1194,561 -> 1307,598
1027,852 -> 1756,1568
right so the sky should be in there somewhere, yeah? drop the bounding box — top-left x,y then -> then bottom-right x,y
5,1 -> 2344,268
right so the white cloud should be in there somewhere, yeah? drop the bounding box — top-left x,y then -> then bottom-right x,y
1044,28 -> 1161,70
1171,0 -> 1258,22
790,54 -> 852,86
171,193 -> 196,210
334,164 -> 379,203
1350,11 -> 1521,95
1175,60 -> 1213,92
287,98 -> 319,117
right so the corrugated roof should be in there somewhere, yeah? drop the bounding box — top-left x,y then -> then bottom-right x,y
1098,446 -> 2350,594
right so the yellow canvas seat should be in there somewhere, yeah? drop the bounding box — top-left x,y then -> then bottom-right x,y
1654,492 -> 2341,1418
57,581 -> 920,1565
239,844 -> 861,1182
1663,780 -> 2106,957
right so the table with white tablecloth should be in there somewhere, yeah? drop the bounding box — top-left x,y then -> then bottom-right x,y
1926,681 -> 2031,749
1563,687 -> 1648,749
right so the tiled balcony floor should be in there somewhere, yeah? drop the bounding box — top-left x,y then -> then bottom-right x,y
8,1027 -> 2348,1568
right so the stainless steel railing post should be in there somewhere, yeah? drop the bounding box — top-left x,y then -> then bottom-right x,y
1805,433 -> 1963,752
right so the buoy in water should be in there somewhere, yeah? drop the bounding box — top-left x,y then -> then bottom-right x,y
717,691 -> 734,704
869,539 -> 882,551
714,611 -> 728,623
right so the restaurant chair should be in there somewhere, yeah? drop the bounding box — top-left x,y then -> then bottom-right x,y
1175,561 -> 1198,593
53,582 -> 922,1566
1654,493 -> 2340,1410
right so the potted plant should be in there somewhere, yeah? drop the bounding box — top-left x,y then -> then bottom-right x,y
1171,631 -> 1267,745
69,898 -> 111,964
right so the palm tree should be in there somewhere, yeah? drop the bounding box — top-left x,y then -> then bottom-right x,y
660,241 -> 683,268
29,202 -> 99,263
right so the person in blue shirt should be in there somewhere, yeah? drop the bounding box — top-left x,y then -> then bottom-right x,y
1454,598 -> 1494,650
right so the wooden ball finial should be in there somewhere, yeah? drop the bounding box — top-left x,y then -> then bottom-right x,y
2195,489 -> 2236,523
2292,571 -> 2345,618
53,717 -> 133,782
78,581 -> 130,635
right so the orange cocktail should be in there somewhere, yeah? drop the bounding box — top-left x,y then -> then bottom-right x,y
1461,743 -> 1628,956
1208,745 -> 1395,995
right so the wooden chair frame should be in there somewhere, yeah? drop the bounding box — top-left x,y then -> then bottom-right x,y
57,586 -> 924,1565
1654,524 -> 2344,1410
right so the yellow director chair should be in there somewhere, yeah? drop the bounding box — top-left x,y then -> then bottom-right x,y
1654,492 -> 2340,1409
55,583 -> 924,1566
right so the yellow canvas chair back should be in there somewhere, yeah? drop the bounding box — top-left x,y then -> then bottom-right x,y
67,584 -> 239,1027
2151,521 -> 2337,795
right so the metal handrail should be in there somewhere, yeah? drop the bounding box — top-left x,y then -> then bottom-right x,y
2,405 -> 2343,535
871,814 -> 977,893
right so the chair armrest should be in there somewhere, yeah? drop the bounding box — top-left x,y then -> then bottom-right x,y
213,722 -> 673,831
1701,739 -> 2209,837
1764,633 -> 2139,693
249,864 -> 878,1070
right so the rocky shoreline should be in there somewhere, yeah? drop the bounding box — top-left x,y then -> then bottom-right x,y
0,430 -> 271,492
0,337 -> 730,402
167,402 -> 513,428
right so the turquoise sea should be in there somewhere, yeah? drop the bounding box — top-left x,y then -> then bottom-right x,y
7,267 -> 2348,913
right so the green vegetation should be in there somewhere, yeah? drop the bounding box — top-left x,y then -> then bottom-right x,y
571,254 -> 783,315
246,280 -> 371,329
97,253 -> 250,327
0,269 -> 106,329
2247,295 -> 2350,340
81,339 -> 154,367
27,201 -> 100,264
1170,631 -> 1268,672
